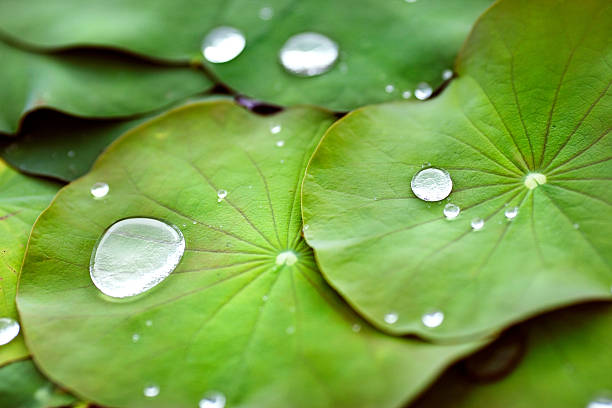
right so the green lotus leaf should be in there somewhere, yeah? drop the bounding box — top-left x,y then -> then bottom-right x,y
302,0 -> 612,340
0,38 -> 212,134
0,0 -> 492,110
17,101 -> 480,408
0,160 -> 60,366
0,359 -> 77,408
412,303 -> 612,408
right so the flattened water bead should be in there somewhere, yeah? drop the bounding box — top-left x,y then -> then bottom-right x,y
385,84 -> 395,93
442,69 -> 453,80
588,399 -> 612,408
270,124 -> 282,134
504,206 -> 519,220
414,82 -> 432,100
279,32 -> 339,77
411,167 -> 453,202
217,189 -> 228,202
471,217 -> 485,231
276,251 -> 298,266
384,312 -> 398,324
0,317 -> 20,345
421,310 -> 444,328
90,182 -> 109,199
524,172 -> 546,189
202,27 -> 246,63
402,90 -> 412,99
199,391 -> 226,408
90,218 -> 185,298
143,384 -> 160,398
443,203 -> 460,220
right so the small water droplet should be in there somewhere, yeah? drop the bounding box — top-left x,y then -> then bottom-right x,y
67,150 -> 75,158
286,326 -> 296,335
276,251 -> 298,266
199,391 -> 226,408
504,206 -> 519,220
524,172 -> 547,189
258,6 -> 274,20
588,398 -> 612,408
143,384 -> 160,398
145,320 -> 153,327
202,26 -> 246,63
442,69 -> 453,80
279,32 -> 339,77
262,295 -> 269,302
411,167 -> 453,202
276,140 -> 285,147
270,124 -> 282,134
90,182 -> 109,199
0,317 -> 20,345
385,84 -> 395,93
422,310 -> 444,328
574,223 -> 580,229
414,82 -> 432,100
192,221 -> 197,225
443,203 -> 460,220
405,0 -> 417,3
402,90 -> 412,99
217,189 -> 228,202
384,312 -> 398,324
302,224 -> 310,232
280,159 -> 285,164
132,333 -> 140,342
471,217 -> 485,231
90,218 -> 185,298
351,323 -> 362,333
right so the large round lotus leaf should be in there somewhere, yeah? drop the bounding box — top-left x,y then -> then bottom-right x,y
413,303 -> 612,408
0,39 -> 211,134
17,101 -> 480,408
0,359 -> 76,408
0,160 -> 59,366
302,0 -> 612,340
0,0 -> 492,110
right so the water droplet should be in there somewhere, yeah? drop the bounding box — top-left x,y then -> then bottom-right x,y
145,320 -> 153,327
132,333 -> 140,342
262,295 -> 269,302
90,218 -> 185,298
279,32 -> 339,77
471,217 -> 485,231
405,0 -> 417,3
67,150 -> 75,158
217,189 -> 228,202
0,317 -> 20,345
276,251 -> 298,266
202,26 -> 246,63
270,124 -> 282,134
421,310 -> 444,328
442,69 -> 453,80
402,90 -> 412,99
286,326 -> 296,335
411,167 -> 453,202
199,391 -> 226,408
524,172 -> 546,189
276,140 -> 285,147
258,6 -> 274,20
384,312 -> 398,324
143,384 -> 160,398
414,82 -> 432,100
302,224 -> 310,232
90,182 -> 109,199
351,324 -> 362,333
504,206 -> 519,220
443,203 -> 460,220
574,223 -> 580,229
385,84 -> 395,93
588,398 -> 612,408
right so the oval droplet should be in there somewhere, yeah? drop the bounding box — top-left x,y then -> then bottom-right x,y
90,218 -> 185,298
199,391 -> 226,408
258,7 -> 273,20
504,206 -> 519,220
217,189 -> 228,202
411,167 -> 453,202
414,82 -> 432,100
143,384 -> 160,398
270,124 -> 282,134
421,310 -> 444,328
471,217 -> 485,231
0,317 -> 20,345
588,398 -> 612,408
442,69 -> 453,80
385,84 -> 395,93
351,323 -> 362,333
276,140 -> 285,147
524,172 -> 546,189
132,333 -> 140,343
90,182 -> 109,199
384,312 -> 398,324
279,32 -> 339,77
276,251 -> 298,266
443,203 -> 460,220
202,27 -> 246,63
402,90 -> 412,99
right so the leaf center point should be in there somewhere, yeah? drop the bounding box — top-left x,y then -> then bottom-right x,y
523,172 -> 547,190
276,250 -> 298,266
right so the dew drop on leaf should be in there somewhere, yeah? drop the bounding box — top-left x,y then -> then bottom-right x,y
270,124 -> 282,134
384,312 -> 398,324
132,333 -> 140,343
443,203 -> 460,220
258,6 -> 273,20
414,82 -> 432,100
90,182 -> 109,199
199,391 -> 226,408
504,206 -> 519,220
143,384 -> 160,398
411,167 -> 453,202
202,27 -> 246,63
385,84 -> 395,93
471,217 -> 485,231
421,310 -> 444,328
89,218 -> 185,298
279,32 -> 339,77
0,317 -> 20,345
217,189 -> 228,202
276,140 -> 285,147
276,251 -> 298,266
402,90 -> 412,99
351,324 -> 362,333
587,398 -> 612,408
442,69 -> 453,80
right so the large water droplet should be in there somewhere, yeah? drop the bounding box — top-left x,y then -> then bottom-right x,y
411,167 -> 453,202
443,203 -> 460,220
202,27 -> 246,63
279,32 -> 339,77
276,251 -> 298,266
524,172 -> 546,189
504,206 -> 519,220
384,312 -> 398,324
199,391 -> 226,408
217,189 -> 228,202
414,82 -> 432,100
471,217 -> 485,231
421,310 -> 444,328
0,317 -> 20,345
90,182 -> 109,199
588,398 -> 612,408
90,218 -> 185,298
143,384 -> 160,398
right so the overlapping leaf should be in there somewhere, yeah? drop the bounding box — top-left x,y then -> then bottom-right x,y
17,101 -> 480,408
302,0 -> 612,340
0,0 -> 492,110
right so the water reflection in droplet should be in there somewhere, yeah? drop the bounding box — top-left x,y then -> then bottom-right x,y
279,32 -> 339,77
202,27 -> 246,63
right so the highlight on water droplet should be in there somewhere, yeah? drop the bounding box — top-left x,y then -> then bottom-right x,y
411,167 -> 453,202
270,124 -> 282,134
421,310 -> 444,328
587,398 -> 612,408
443,203 -> 460,220
402,90 -> 412,99
202,26 -> 246,63
504,206 -> 519,220
471,217 -> 485,231
0,317 -> 20,345
351,323 -> 362,333
385,84 -> 395,93
199,391 -> 226,408
276,251 -> 298,266
217,189 -> 228,202
442,69 -> 453,80
67,150 -> 76,158
414,82 -> 432,100
258,6 -> 273,20
276,140 -> 285,147
524,172 -> 546,189
132,333 -> 140,343
384,312 -> 398,325
90,182 -> 109,199
143,384 -> 160,398
89,218 -> 185,298
279,32 -> 339,77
